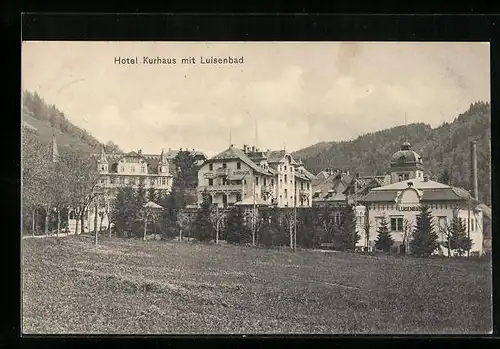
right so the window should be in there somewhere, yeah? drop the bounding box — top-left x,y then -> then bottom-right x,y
208,179 -> 213,186
437,216 -> 447,231
390,217 -> 404,232
161,177 -> 166,185
263,178 -> 267,186
119,177 -> 125,185
333,212 -> 341,224
131,165 -> 135,173
100,177 -> 106,184
222,163 -> 227,169
284,174 -> 288,182
101,165 -> 106,171
255,177 -> 259,186
139,177 -> 145,185
301,182 -> 304,190
120,165 -> 124,172
284,166 -> 287,171
141,165 -> 145,173
307,182 -> 310,189
237,162 -> 241,170
209,164 -> 213,171
150,178 -> 155,186
271,179 -> 274,186
284,189 -> 288,198
290,167 -> 293,172
110,177 -> 116,184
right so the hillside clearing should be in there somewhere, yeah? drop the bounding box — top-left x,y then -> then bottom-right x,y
22,236 -> 492,334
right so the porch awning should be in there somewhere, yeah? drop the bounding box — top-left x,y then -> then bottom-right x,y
234,196 -> 271,206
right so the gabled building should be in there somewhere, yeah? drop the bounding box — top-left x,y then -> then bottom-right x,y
196,144 -> 313,208
69,147 -> 207,234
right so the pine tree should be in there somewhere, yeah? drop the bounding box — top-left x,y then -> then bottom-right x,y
374,215 -> 394,253
147,187 -> 157,203
444,216 -> 472,257
130,183 -> 148,238
224,206 -> 251,244
190,191 -> 215,242
439,168 -> 451,185
111,187 -> 136,237
335,204 -> 360,251
410,205 -> 440,257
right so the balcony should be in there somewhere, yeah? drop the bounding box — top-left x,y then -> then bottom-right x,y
299,189 -> 310,198
198,184 -> 245,194
261,185 -> 272,194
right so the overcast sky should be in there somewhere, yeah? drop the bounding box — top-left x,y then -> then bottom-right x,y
21,41 -> 490,157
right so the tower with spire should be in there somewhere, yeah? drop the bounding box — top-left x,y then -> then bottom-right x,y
97,144 -> 108,173
157,148 -> 169,175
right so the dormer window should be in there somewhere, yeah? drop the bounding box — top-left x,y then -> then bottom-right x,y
237,162 -> 241,170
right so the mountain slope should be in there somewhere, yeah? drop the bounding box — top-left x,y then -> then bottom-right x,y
22,90 -> 123,155
293,102 -> 491,206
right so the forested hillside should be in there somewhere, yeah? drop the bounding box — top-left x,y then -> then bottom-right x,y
293,102 -> 491,206
22,90 -> 123,155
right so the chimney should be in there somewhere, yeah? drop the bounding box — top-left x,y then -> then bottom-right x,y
252,146 -> 255,152
470,141 -> 479,200
423,174 -> 428,182
138,149 -> 142,155
243,144 -> 247,152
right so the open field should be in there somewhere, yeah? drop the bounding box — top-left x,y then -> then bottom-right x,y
22,236 -> 492,334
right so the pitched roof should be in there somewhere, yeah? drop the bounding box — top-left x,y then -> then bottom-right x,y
371,178 -> 449,191
208,146 -> 270,175
359,191 -> 399,202
266,150 -> 287,163
312,172 -> 352,200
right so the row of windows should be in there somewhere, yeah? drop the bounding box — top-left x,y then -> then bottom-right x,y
375,215 -> 478,233
208,162 -> 242,171
101,164 -> 167,174
278,165 -> 294,172
99,176 -> 168,186
370,203 -> 454,211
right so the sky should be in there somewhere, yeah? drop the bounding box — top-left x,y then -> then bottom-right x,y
21,41 -> 490,157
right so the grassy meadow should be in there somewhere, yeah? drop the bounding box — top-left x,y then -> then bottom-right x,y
22,235 -> 492,334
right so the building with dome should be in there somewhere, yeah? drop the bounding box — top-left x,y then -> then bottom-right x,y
359,139 -> 489,256
389,140 -> 425,183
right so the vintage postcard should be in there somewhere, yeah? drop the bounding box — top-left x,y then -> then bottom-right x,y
21,41 -> 492,334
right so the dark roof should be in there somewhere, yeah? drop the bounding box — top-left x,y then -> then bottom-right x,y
360,191 -> 398,202
208,146 -> 270,175
312,172 -> 352,200
266,150 -> 286,163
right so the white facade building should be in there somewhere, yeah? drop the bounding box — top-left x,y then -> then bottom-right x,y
360,140 -> 488,256
197,144 -> 314,208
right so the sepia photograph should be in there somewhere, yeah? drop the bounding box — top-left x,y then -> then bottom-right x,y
21,41 -> 492,334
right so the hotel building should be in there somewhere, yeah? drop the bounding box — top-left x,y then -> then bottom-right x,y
196,144 -> 314,208
68,147 -> 206,233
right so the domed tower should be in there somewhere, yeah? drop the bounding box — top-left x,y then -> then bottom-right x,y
158,148 -> 169,175
389,140 -> 424,183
